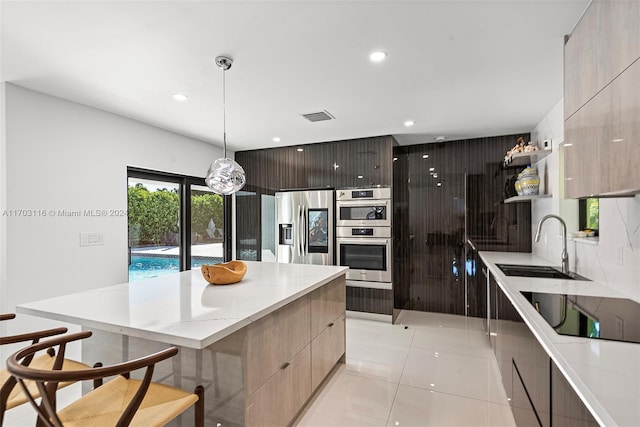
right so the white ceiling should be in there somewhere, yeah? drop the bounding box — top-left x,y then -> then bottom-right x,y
1,1 -> 588,152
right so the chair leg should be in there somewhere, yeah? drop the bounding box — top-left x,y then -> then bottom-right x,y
194,385 -> 205,427
92,362 -> 103,389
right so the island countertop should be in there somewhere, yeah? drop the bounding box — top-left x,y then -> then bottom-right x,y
17,261 -> 348,350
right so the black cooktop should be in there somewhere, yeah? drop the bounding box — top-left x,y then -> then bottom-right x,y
521,291 -> 640,344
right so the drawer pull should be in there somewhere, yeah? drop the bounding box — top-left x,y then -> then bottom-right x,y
327,322 -> 334,327
280,362 -> 290,370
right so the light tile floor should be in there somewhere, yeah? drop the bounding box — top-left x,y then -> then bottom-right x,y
295,310 -> 517,427
4,310 -> 517,427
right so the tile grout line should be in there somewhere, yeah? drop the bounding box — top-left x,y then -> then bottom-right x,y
384,333 -> 413,427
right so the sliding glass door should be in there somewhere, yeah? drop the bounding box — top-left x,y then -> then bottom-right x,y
189,183 -> 225,268
127,168 -> 226,282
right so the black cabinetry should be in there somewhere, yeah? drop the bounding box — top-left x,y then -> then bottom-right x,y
487,269 -> 600,427
489,273 -> 550,427
234,135 -> 395,261
393,133 -> 531,316
551,363 -> 598,427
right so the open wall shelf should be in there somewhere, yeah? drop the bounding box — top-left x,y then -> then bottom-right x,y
503,194 -> 552,204
502,149 -> 552,168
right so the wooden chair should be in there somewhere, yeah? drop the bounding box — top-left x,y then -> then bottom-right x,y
6,331 -> 204,427
0,313 -> 91,426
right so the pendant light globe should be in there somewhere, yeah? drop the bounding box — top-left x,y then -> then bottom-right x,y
205,55 -> 246,195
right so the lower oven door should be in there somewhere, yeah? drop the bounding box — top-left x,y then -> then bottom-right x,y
337,238 -> 392,282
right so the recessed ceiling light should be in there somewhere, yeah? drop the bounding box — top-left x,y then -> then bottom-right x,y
422,154 -> 429,159
172,93 -> 188,102
296,148 -> 304,152
435,136 -> 446,142
404,120 -> 415,127
370,51 -> 387,62
273,137 -> 281,142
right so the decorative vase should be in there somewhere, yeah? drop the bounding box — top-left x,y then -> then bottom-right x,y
514,176 -> 523,196
519,165 -> 540,196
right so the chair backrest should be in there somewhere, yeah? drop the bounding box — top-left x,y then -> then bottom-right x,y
6,331 -> 180,427
1,313 -> 68,425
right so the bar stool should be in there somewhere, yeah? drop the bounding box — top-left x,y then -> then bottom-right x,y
0,313 -> 91,426
6,330 -> 204,427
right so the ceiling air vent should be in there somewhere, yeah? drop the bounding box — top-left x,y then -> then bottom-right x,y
301,110 -> 335,122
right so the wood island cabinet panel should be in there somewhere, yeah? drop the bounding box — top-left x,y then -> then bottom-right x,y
245,295 -> 310,395
310,276 -> 346,338
245,344 -> 312,427
311,315 -> 345,390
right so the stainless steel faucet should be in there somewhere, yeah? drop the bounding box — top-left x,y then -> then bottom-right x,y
534,214 -> 569,274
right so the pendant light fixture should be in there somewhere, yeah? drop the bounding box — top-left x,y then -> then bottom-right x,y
205,55 -> 246,195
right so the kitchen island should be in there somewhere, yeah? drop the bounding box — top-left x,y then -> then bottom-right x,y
18,261 -> 348,426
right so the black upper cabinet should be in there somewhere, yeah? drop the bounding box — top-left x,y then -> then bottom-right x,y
236,135 -> 394,192
302,142 -> 336,189
334,136 -> 393,189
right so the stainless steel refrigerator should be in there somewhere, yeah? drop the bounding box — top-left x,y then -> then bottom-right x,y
276,189 -> 334,265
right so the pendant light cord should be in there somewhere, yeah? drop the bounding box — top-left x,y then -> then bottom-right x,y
222,66 -> 227,158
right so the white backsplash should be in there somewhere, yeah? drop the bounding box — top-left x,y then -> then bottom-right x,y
530,99 -> 640,301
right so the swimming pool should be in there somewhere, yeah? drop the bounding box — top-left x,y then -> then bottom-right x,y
129,255 -> 223,281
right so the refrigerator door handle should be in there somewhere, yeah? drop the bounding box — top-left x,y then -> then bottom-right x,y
301,206 -> 306,257
296,204 -> 302,257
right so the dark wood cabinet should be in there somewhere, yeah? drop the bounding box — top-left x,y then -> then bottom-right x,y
302,142 -> 336,189
333,136 -> 393,189
234,136 -> 395,261
551,362 -> 598,427
489,278 -> 550,427
512,360 -> 542,427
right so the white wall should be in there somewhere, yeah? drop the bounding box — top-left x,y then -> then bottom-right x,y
531,98 -> 640,301
1,83 -> 224,344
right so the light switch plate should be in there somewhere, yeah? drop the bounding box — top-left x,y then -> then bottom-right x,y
80,232 -> 104,246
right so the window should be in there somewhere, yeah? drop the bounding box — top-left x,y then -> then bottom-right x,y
579,198 -> 599,234
127,168 -> 229,281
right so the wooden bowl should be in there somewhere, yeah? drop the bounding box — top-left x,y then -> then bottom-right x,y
201,261 -> 247,285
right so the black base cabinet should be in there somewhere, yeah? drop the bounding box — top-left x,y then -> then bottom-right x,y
488,270 -> 599,427
512,361 -> 543,427
490,275 -> 550,427
551,363 -> 599,427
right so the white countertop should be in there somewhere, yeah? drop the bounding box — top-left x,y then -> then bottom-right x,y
480,251 -> 640,427
17,261 -> 348,350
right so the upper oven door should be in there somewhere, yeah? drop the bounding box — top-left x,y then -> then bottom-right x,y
336,199 -> 391,227
337,237 -> 392,283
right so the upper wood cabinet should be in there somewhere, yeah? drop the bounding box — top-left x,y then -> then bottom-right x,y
565,0 -> 640,119
564,0 -> 640,197
600,58 -> 640,194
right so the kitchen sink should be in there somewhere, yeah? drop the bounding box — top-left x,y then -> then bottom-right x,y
496,264 -> 589,281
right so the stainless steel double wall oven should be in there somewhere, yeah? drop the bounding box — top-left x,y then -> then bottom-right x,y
336,188 -> 392,286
